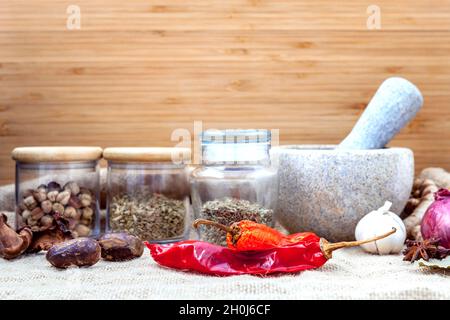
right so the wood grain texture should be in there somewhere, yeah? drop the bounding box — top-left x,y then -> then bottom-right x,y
1,0 -> 450,185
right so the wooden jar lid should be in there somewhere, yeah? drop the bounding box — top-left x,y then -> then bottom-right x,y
12,147 -> 103,163
103,147 -> 191,163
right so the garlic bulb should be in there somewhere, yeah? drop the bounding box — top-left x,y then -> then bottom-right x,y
355,201 -> 406,254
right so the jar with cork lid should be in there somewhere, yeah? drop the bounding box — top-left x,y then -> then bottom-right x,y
103,147 -> 191,243
12,146 -> 103,238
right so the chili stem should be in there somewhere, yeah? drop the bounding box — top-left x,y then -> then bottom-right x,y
193,219 -> 233,233
321,227 -> 397,259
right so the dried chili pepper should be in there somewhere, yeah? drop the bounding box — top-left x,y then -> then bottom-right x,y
147,219 -> 396,276
193,219 -> 317,251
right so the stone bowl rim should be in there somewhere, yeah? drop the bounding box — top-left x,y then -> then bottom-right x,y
271,144 -> 413,155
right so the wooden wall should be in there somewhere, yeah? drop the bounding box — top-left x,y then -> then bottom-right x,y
1,0 -> 450,185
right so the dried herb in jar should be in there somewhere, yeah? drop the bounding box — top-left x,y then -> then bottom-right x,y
110,193 -> 186,241
198,198 -> 273,246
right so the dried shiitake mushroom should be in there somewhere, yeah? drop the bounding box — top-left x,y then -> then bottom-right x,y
98,233 -> 144,261
27,216 -> 73,253
0,213 -> 32,259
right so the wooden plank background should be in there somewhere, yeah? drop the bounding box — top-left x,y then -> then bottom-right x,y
1,0 -> 450,185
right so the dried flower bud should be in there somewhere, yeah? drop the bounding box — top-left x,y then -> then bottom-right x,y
21,210 -> 31,220
22,189 -> 34,199
31,207 -> 44,220
56,191 -> 71,206
47,182 -> 61,192
68,195 -> 82,209
33,190 -> 47,203
37,184 -> 48,194
63,206 -> 77,219
80,219 -> 91,226
74,224 -> 91,237
23,196 -> 37,210
64,181 -> 80,196
41,200 -> 53,214
27,217 -> 38,227
79,188 -> 92,196
18,203 -> 27,212
81,207 -> 94,220
52,203 -> 65,215
47,190 -> 59,202
40,215 -> 54,229
79,194 -> 92,207
68,218 -> 78,231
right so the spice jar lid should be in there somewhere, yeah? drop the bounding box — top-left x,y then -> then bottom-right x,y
12,147 -> 103,163
103,147 -> 191,163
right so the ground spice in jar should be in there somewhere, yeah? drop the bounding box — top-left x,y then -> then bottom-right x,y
110,193 -> 186,241
198,197 -> 273,246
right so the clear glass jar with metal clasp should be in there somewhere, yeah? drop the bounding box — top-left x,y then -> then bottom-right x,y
190,129 -> 278,246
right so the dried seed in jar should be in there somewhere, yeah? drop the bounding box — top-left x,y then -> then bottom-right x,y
63,181 -> 80,196
23,196 -> 37,210
56,191 -> 71,206
81,207 -> 93,220
41,200 -> 53,214
37,184 -> 48,194
47,190 -> 59,202
47,182 -> 61,192
79,193 -> 92,207
68,195 -> 82,209
22,189 -> 34,199
32,190 -> 47,203
74,224 -> 91,237
40,215 -> 54,230
80,219 -> 91,226
31,207 -> 44,220
68,219 -> 78,231
63,206 -> 77,219
52,203 -> 65,215
79,187 -> 92,196
21,210 -> 31,220
27,217 -> 38,226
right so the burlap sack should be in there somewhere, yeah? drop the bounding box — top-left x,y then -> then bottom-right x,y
1,174 -> 449,300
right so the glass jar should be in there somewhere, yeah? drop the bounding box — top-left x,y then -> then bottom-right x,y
104,147 -> 191,243
191,129 -> 278,246
12,147 -> 103,238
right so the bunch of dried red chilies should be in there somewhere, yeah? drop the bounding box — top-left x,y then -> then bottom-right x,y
147,219 -> 396,276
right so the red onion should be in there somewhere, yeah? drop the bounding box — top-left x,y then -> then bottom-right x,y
421,189 -> 450,248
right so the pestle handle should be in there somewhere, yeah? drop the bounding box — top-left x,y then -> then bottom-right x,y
338,77 -> 423,150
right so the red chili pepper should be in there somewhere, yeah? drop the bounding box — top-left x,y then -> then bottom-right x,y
147,220 -> 396,276
193,219 -> 317,251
